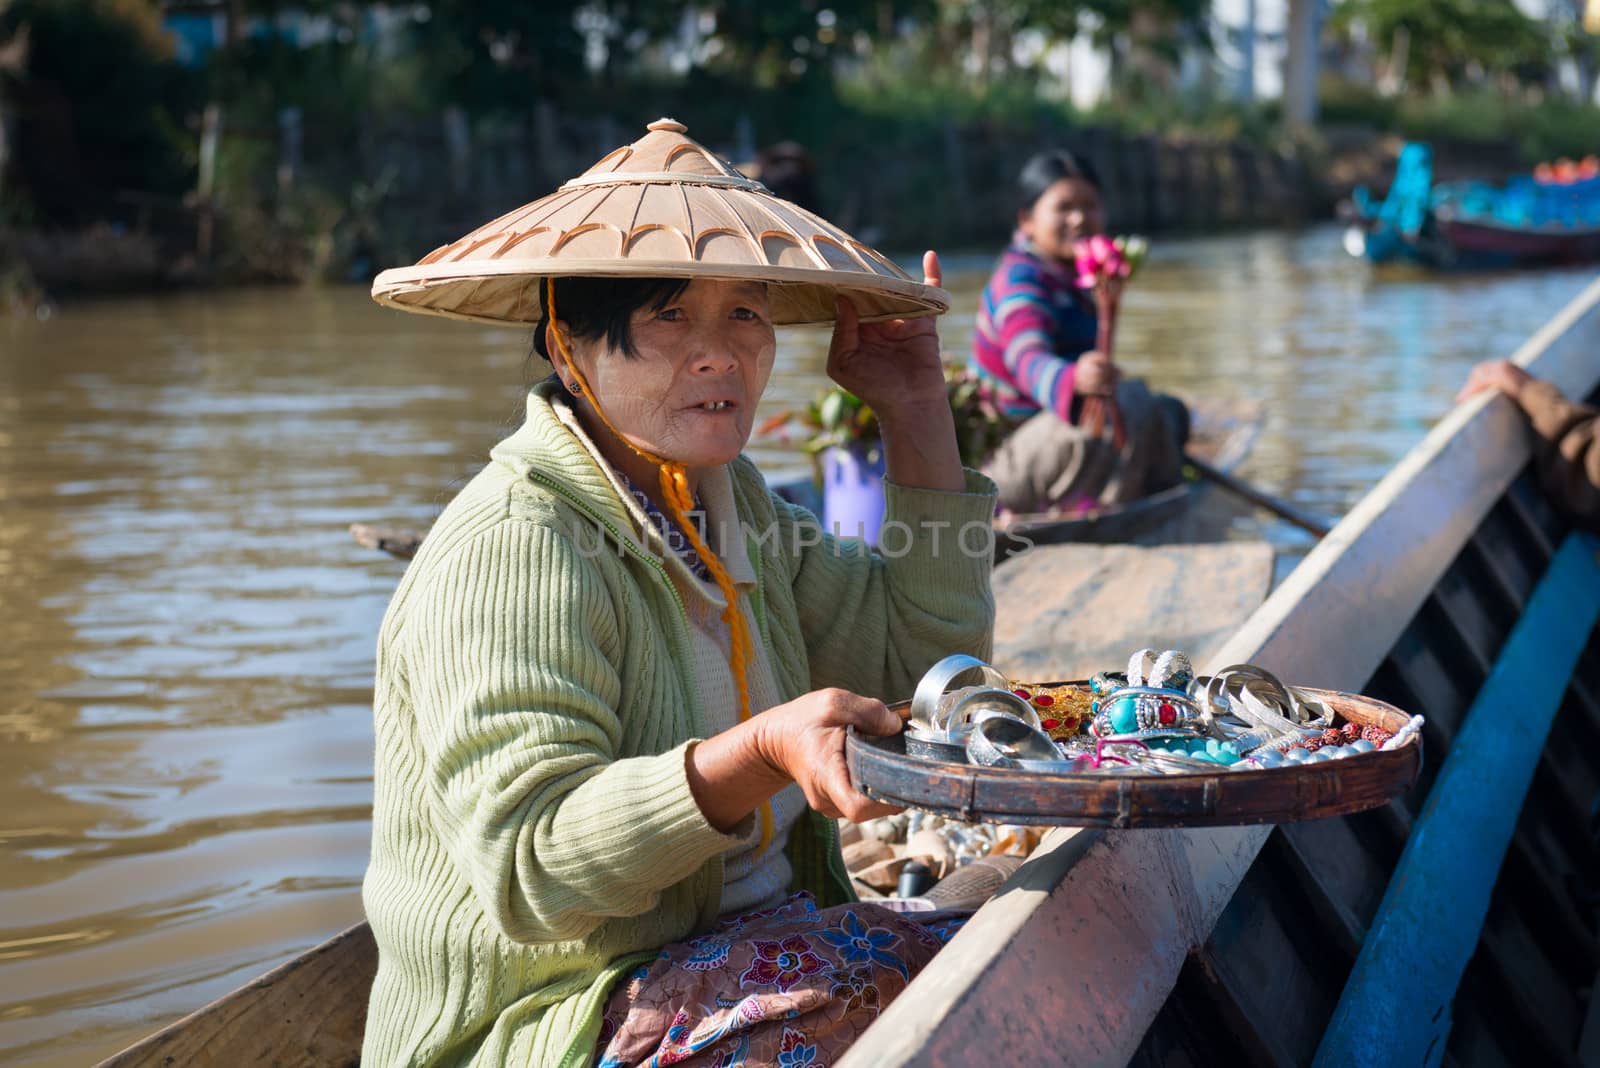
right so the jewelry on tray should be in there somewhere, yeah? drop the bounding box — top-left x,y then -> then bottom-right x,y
1091,685 -> 1202,737
1007,682 -> 1095,738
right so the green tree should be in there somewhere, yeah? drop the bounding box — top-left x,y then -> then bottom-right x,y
1329,0 -> 1551,96
0,0 -> 198,225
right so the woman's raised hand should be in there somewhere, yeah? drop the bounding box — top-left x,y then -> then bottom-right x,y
826,250 -> 948,419
1456,358 -> 1534,405
1072,351 -> 1121,397
756,689 -> 905,822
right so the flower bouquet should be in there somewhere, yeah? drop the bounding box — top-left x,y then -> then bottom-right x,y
1072,234 -> 1149,449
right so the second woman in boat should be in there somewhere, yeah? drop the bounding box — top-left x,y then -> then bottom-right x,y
975,149 -> 1189,514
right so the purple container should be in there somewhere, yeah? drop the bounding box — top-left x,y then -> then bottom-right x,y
821,444 -> 887,546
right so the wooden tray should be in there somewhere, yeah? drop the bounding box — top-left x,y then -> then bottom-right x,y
847,687 -> 1421,828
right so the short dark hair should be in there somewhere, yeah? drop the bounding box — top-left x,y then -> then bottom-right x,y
1017,150 -> 1102,214
533,276 -> 692,361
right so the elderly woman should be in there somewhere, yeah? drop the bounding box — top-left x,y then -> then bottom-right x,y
976,149 -> 1188,514
363,121 -> 996,1067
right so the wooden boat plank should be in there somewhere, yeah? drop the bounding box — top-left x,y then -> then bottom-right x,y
1274,819 -> 1387,950
1576,963 -> 1600,1067
1196,854 -> 1338,1067
1314,532 -> 1600,1068
1383,623 -> 1474,735
1500,831 -> 1599,981
1260,829 -> 1365,961
1570,675 -> 1600,760
1427,565 -> 1507,676
1452,964 -> 1522,1068
842,276 -> 1600,1067
1545,712 -> 1600,801
94,923 -> 375,1068
1349,798 -> 1413,859
1134,952 -> 1291,1068
1475,924 -> 1583,1063
1501,481 -> 1562,557
989,541 -> 1275,683
1528,758 -> 1600,877
1514,798 -> 1596,915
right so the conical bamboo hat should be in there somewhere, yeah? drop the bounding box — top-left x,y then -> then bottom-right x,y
371,118 -> 948,328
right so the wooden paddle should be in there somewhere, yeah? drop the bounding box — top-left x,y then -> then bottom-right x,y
1183,453 -> 1333,539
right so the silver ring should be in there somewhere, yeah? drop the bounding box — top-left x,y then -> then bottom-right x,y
1126,648 -> 1159,686
967,714 -> 1069,769
1150,650 -> 1193,689
947,688 -> 1040,732
911,655 -> 1008,732
1092,686 -> 1202,736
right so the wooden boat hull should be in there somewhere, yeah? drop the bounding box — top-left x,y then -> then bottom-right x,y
1435,212 -> 1600,264
96,924 -> 374,1068
993,397 -> 1262,551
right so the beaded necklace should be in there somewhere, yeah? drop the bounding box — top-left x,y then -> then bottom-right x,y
621,474 -> 713,584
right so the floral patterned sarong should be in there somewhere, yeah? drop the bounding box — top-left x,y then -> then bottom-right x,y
593,891 -> 970,1068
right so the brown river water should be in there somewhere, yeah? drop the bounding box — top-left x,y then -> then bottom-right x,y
0,226 -> 1592,1065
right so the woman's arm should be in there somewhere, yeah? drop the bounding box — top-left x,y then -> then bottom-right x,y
776,475 -> 998,702
827,251 -> 961,492
401,520 -> 745,944
1517,378 -> 1600,526
1458,360 -> 1600,526
784,251 -> 996,700
685,688 -> 902,830
989,262 -> 1085,422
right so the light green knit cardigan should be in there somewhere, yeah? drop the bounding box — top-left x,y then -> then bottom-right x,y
362,380 -> 997,1067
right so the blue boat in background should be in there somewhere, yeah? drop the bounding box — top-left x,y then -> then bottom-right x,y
1345,142 -> 1600,267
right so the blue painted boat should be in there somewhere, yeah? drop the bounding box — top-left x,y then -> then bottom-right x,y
1346,142 -> 1600,268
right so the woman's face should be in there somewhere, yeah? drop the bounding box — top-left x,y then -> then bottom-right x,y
1018,177 -> 1104,262
560,279 -> 777,471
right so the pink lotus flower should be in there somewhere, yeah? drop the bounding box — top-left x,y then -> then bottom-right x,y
1073,235 -> 1130,288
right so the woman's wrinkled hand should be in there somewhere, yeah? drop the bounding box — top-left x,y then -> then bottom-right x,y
1072,351 -> 1121,398
827,251 -> 948,420
1456,358 -> 1534,406
756,689 -> 905,822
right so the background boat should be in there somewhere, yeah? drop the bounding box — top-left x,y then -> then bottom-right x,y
993,396 -> 1264,553
1346,141 -> 1600,268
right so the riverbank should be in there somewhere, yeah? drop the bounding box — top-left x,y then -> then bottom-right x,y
6,85 -> 1584,312
0,118 -> 1390,312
